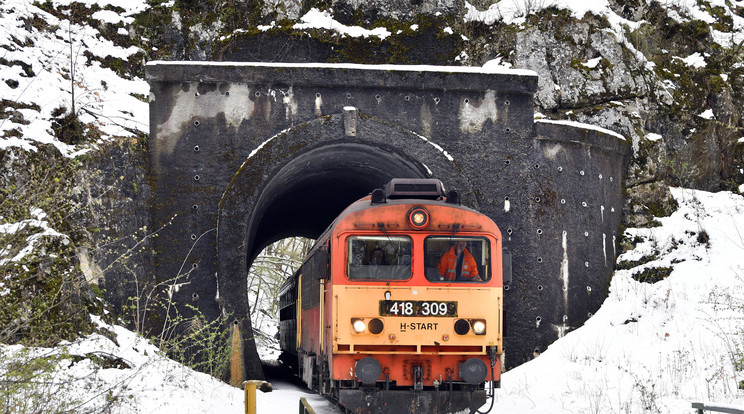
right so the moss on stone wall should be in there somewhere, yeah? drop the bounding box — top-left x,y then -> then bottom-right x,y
219,12 -> 459,65
0,146 -> 103,345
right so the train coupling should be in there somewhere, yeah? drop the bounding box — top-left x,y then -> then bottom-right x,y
488,346 -> 498,367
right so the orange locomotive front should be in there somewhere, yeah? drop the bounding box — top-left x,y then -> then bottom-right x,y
279,179 -> 507,414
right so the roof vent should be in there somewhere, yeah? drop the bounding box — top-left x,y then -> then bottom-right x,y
384,178 -> 445,200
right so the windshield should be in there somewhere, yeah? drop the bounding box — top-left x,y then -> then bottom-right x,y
347,236 -> 411,280
425,236 -> 490,282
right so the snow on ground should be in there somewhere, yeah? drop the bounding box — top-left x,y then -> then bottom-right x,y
493,188 -> 744,413
0,315 -> 245,413
0,207 -> 70,266
0,314 -> 337,413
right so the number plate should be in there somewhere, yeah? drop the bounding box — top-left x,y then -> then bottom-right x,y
379,300 -> 457,317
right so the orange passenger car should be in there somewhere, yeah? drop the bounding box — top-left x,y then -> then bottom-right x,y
279,178 -> 508,414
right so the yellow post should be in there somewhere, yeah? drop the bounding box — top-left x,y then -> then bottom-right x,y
244,381 -> 257,414
230,322 -> 245,387
299,397 -> 317,414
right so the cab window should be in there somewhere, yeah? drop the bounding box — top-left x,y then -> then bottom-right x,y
425,236 -> 490,282
347,236 -> 411,280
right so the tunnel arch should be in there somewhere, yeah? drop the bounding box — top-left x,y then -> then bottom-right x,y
249,142 -> 424,256
215,110 -> 472,377
218,111 -> 473,273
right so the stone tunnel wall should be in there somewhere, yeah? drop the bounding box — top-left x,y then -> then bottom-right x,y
146,61 -> 629,378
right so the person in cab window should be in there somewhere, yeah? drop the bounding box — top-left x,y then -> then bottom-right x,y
368,248 -> 388,266
438,240 -> 481,281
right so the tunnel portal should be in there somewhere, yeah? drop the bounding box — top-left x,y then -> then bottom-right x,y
146,62 -> 629,380
247,142 -> 428,259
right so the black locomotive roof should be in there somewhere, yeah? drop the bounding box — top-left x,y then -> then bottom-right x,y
315,179 -> 479,240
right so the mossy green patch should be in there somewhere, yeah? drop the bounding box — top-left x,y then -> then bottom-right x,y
0,146 -> 103,346
631,266 -> 672,283
0,57 -> 35,78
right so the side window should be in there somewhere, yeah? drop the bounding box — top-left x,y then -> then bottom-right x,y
425,237 -> 490,282
347,236 -> 411,280
300,248 -> 328,310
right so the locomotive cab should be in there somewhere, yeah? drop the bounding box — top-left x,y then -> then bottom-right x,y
279,178 -> 503,414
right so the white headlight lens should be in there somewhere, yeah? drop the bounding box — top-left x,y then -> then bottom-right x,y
353,319 -> 366,333
412,212 -> 426,225
472,320 -> 486,334
408,207 -> 430,229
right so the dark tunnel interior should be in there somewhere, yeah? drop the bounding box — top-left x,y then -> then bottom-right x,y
247,142 -> 428,265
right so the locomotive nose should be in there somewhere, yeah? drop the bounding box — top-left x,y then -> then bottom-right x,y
460,358 -> 488,384
355,357 -> 382,385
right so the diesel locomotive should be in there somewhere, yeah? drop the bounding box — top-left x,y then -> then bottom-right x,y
278,178 -> 510,413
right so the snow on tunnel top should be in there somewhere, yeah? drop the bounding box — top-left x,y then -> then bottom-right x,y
145,61 -> 539,93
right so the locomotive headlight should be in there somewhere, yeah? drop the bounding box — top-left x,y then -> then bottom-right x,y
352,318 -> 366,333
412,211 -> 426,225
472,320 -> 487,335
408,207 -> 430,230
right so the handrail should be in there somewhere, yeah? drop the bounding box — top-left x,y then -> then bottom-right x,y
299,397 -> 316,414
692,402 -> 744,414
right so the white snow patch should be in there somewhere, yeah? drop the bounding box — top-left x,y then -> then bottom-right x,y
646,133 -> 663,142
257,21 -> 276,31
535,118 -> 626,141
411,131 -> 454,162
464,0 -> 642,39
246,127 -> 291,160
294,8 -> 391,39
92,9 -> 133,24
0,207 -> 69,264
582,57 -> 602,69
698,109 -> 715,120
675,52 -> 707,68
482,56 -> 512,70
147,60 -> 538,77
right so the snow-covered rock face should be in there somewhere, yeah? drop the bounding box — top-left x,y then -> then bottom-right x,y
261,0 -> 303,21
333,0 -> 462,20
260,0 -> 463,22
0,0 -> 149,156
513,21 -> 648,111
1,0 -> 741,198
